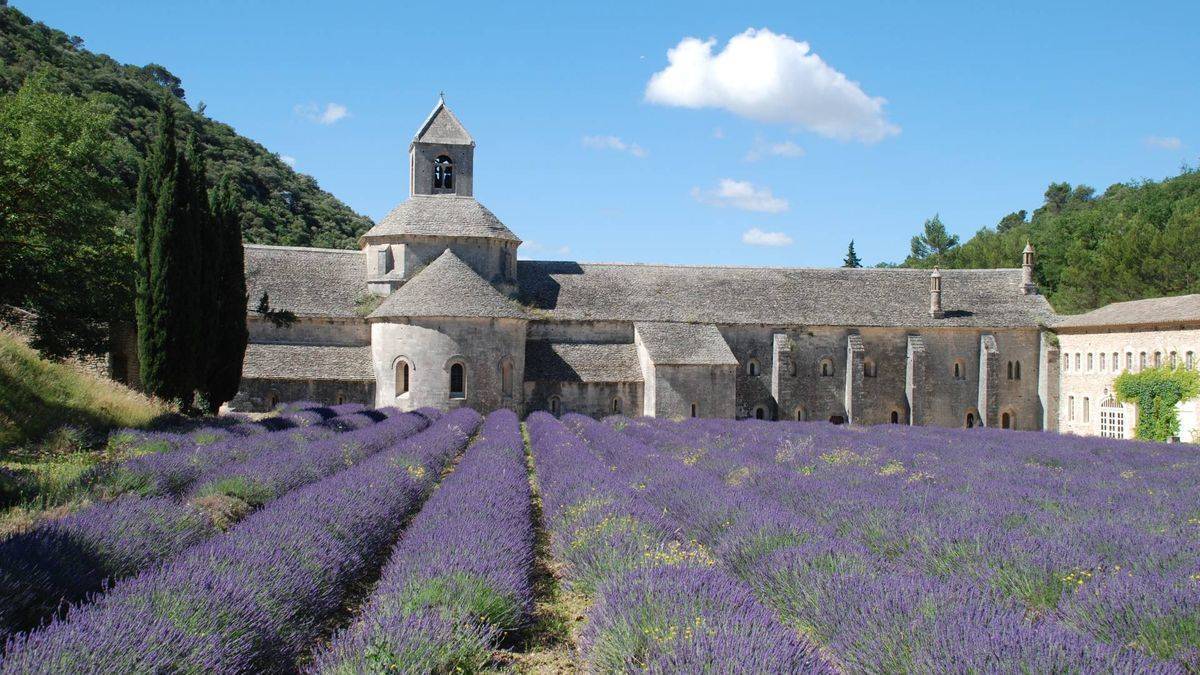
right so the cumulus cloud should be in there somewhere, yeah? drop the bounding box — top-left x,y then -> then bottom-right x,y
645,28 -> 899,143
294,102 -> 349,125
1146,135 -> 1182,150
745,138 -> 806,162
691,179 -> 789,213
582,134 -> 647,158
742,228 -> 793,247
280,155 -> 296,167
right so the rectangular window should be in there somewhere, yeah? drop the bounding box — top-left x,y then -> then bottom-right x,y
1170,351 -> 1178,368
1068,396 -> 1075,421
1082,397 -> 1090,423
1075,353 -> 1081,370
1099,353 -> 1105,371
1140,352 -> 1147,369
1112,352 -> 1118,372
1188,351 -> 1196,370
1087,353 -> 1093,371
1154,352 -> 1162,368
1126,352 -> 1132,370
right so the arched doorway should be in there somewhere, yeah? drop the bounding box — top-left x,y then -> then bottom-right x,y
965,412 -> 976,428
1001,411 -> 1012,429
829,415 -> 845,425
890,410 -> 900,424
754,406 -> 766,420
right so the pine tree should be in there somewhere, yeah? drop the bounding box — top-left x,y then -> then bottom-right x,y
202,176 -> 248,413
843,240 -> 863,268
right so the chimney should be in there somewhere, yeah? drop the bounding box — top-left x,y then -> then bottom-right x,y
929,268 -> 944,318
1020,241 -> 1037,295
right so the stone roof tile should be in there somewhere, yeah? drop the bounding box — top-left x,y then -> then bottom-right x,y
518,262 -> 1056,328
524,341 -> 643,382
1054,293 -> 1200,329
368,249 -> 527,320
413,99 -> 473,145
244,244 -> 365,318
242,343 -> 373,381
635,322 -> 739,366
360,195 -> 520,242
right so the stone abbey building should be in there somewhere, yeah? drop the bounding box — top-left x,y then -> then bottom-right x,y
230,98 -> 1071,429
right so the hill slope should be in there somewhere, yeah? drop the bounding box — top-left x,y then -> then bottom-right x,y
0,5 -> 371,249
901,170 -> 1200,314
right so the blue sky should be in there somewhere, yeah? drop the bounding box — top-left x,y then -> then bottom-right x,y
16,0 -> 1200,266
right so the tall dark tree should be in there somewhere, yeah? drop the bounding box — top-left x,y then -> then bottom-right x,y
135,102 -> 178,400
843,240 -> 863,268
201,176 -> 248,413
185,132 -> 217,382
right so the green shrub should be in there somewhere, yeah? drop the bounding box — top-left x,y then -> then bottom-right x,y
1114,367 -> 1200,442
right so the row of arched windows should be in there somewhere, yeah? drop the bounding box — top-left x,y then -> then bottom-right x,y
1066,350 -> 1196,375
393,357 -> 517,401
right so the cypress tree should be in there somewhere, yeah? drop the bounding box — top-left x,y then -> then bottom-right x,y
202,176 -> 248,413
135,102 -> 178,398
185,132 -> 218,400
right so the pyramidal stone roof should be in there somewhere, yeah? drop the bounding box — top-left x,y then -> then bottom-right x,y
360,195 -> 520,243
1054,293 -> 1200,329
413,99 -> 473,146
635,322 -> 739,366
369,249 -> 527,320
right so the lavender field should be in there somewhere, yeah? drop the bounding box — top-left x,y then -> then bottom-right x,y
1,404 -> 1197,672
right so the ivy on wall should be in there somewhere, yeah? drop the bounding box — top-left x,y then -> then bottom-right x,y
1114,367 -> 1200,442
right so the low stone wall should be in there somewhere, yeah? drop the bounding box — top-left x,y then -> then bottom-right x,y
231,378 -> 375,412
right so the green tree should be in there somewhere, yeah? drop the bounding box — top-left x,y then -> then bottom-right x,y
201,176 -> 248,413
134,101 -> 177,384
0,73 -> 129,358
905,215 -> 960,267
842,240 -> 862,268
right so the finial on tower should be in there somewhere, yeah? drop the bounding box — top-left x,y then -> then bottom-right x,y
929,268 -> 944,318
1020,241 -> 1037,295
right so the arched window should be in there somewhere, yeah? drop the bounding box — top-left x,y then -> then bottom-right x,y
1001,411 -> 1013,429
1099,398 -> 1124,438
1139,352 -> 1147,370
1154,351 -> 1162,368
1087,353 -> 1093,371
1075,353 -> 1081,370
1188,351 -> 1196,370
1007,361 -> 1013,380
612,398 -> 622,414
1082,397 -> 1091,423
549,396 -> 560,416
965,411 -> 976,428
335,392 -> 346,405
433,155 -> 454,190
1099,353 -> 1106,371
1067,395 -> 1075,421
795,406 -> 806,421
1170,351 -> 1178,368
395,359 -> 410,396
819,359 -> 834,377
890,410 -> 900,424
1014,361 -> 1021,380
754,406 -> 766,420
1111,352 -> 1119,372
1125,352 -> 1133,370
690,402 -> 698,418
863,359 -> 877,378
747,359 -> 760,377
267,392 -> 280,410
449,362 -> 466,399
500,358 -> 513,397
953,360 -> 966,381
499,249 -> 509,278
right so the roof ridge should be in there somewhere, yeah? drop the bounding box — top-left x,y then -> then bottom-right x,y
521,259 -> 1022,274
244,243 -> 362,255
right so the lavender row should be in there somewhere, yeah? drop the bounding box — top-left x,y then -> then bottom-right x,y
610,416 -> 1185,672
0,411 -> 427,641
0,408 -> 482,673
187,409 -> 428,508
103,406 -> 394,499
311,409 -> 534,673
526,412 -> 831,673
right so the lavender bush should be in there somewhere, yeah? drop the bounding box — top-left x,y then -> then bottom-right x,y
311,409 -> 533,673
527,412 -> 832,673
0,408 -> 482,673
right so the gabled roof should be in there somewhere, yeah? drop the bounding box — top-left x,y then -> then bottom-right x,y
359,195 -> 520,243
525,341 -> 643,382
242,343 -> 373,381
635,322 -> 739,366
518,262 -> 1057,328
1054,293 -> 1200,330
413,98 -> 473,146
368,249 -> 527,320
244,244 -> 365,318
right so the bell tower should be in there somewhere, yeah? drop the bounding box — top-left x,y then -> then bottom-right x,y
409,95 -> 474,197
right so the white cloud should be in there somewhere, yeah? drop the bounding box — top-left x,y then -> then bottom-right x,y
280,155 -> 296,167
1146,135 -> 1182,150
742,228 -> 793,247
645,28 -> 899,143
519,241 -> 572,259
582,134 -> 647,158
691,178 -> 789,213
745,138 -> 806,162
294,102 -> 350,125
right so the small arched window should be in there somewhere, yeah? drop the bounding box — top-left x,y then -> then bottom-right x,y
433,155 -> 454,190
1082,397 -> 1091,423
747,359 -> 760,377
1068,395 -> 1075,421
1139,352 -> 1147,370
500,358 -> 513,398
1014,361 -> 1021,380
820,359 -> 834,377
335,392 -> 346,405
1188,351 -> 1196,370
1007,361 -> 1013,380
1170,351 -> 1178,368
449,362 -> 466,399
499,248 -> 509,278
1126,352 -> 1133,370
395,360 -> 410,396
267,392 -> 280,410
612,398 -> 622,414
1154,351 -> 1162,368
754,406 -> 766,420
1111,352 -> 1119,372
965,411 -> 976,428
795,406 -> 806,421
863,359 -> 877,378
1001,411 -> 1012,429
890,410 -> 900,424
1087,353 -> 1094,371
548,396 -> 560,416
690,403 -> 698,418
1099,353 -> 1106,371
953,360 -> 966,381
1075,353 -> 1081,370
